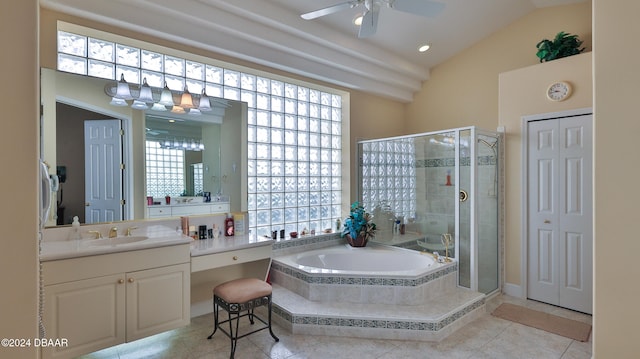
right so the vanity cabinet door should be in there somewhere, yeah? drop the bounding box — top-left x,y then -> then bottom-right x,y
125,263 -> 191,341
42,274 -> 125,359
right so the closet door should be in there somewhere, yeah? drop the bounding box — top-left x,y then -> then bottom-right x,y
527,114 -> 592,314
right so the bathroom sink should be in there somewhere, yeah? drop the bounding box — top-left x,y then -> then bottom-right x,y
90,236 -> 149,246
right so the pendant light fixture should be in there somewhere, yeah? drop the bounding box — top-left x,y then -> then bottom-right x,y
159,81 -> 175,106
115,74 -> 133,100
137,78 -> 154,103
198,89 -> 212,112
179,86 -> 194,109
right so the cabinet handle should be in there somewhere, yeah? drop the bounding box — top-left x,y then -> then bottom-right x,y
544,220 -> 551,224
128,278 -> 135,283
118,279 -> 124,284
232,256 -> 238,261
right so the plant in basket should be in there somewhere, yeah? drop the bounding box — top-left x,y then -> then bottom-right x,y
341,202 -> 376,247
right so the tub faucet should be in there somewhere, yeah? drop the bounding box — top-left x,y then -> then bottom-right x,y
109,227 -> 118,238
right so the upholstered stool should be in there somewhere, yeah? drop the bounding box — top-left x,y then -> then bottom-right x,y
207,278 -> 279,358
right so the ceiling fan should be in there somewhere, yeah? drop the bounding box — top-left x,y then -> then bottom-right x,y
301,0 -> 445,38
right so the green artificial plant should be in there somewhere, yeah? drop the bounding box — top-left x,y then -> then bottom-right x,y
536,31 -> 584,63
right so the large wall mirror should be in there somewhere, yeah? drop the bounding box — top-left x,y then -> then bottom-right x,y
41,68 -> 247,226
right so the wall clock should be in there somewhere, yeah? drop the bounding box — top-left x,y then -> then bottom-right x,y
546,81 -> 572,102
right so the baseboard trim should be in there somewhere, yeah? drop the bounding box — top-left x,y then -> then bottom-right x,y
503,283 -> 524,298
191,300 -> 213,318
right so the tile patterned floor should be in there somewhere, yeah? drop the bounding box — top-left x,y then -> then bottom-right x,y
79,294 -> 592,359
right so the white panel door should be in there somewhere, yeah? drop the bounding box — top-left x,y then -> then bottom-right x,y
84,119 -> 123,223
527,114 -> 592,314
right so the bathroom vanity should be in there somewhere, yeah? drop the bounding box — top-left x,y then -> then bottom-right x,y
39,227 -> 191,359
39,219 -> 273,359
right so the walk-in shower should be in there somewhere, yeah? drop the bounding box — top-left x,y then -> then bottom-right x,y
357,126 -> 502,294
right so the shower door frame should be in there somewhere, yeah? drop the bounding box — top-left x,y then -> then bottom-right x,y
356,126 -> 502,294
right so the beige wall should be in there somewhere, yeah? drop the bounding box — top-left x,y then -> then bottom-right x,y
0,1 -> 40,358
498,53 -> 592,286
406,2 -> 592,133
593,0 -> 640,356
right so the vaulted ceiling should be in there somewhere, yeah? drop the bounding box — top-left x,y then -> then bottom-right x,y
40,0 -> 586,102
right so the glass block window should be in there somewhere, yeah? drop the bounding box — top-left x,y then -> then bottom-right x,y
360,138 -> 416,219
145,141 -> 185,197
192,163 -> 204,196
58,29 -> 344,235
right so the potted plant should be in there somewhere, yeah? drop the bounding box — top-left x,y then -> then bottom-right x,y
536,31 -> 585,63
341,202 -> 376,247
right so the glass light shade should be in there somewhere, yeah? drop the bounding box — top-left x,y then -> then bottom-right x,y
115,74 -> 133,100
182,141 -> 189,149
131,100 -> 149,110
179,86 -> 194,109
163,139 -> 171,147
170,106 -> 185,114
150,103 -> 168,112
198,143 -> 205,151
159,82 -> 175,106
173,139 -> 180,148
198,89 -> 212,112
190,141 -> 197,150
110,97 -> 128,106
137,78 -> 154,103
188,108 -> 201,116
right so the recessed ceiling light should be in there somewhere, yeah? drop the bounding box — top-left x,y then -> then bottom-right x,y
418,44 -> 431,52
353,15 -> 363,26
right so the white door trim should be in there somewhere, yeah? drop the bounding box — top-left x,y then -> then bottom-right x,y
519,107 -> 592,300
55,96 -> 133,221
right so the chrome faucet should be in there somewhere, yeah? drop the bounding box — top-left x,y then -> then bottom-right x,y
87,230 -> 102,239
108,227 -> 119,238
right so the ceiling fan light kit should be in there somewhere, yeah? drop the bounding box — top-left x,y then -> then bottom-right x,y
301,0 -> 445,38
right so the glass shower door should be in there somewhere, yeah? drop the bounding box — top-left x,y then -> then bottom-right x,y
457,129 -> 471,289
477,133 -> 500,294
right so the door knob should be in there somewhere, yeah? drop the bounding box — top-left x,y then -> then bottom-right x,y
85,202 -> 90,207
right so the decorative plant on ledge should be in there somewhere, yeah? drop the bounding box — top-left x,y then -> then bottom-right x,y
341,202 -> 376,247
536,31 -> 585,62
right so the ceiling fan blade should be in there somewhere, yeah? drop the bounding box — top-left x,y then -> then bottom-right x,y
358,6 -> 379,38
391,0 -> 445,17
301,1 -> 361,20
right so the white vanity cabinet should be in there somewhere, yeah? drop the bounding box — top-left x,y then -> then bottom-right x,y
41,244 -> 190,359
147,202 -> 230,218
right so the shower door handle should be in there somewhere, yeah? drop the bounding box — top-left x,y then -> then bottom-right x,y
459,190 -> 468,202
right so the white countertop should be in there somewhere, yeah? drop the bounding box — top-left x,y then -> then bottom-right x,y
40,225 -> 191,262
190,234 -> 274,257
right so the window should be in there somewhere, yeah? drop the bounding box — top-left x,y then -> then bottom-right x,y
145,141 -> 185,198
359,138 -> 416,219
58,28 -> 344,235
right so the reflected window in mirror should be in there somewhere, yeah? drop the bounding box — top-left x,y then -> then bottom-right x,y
145,141 -> 186,197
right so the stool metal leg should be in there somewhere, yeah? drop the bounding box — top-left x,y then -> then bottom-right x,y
267,295 -> 279,342
207,298 -> 219,339
227,309 -> 237,358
